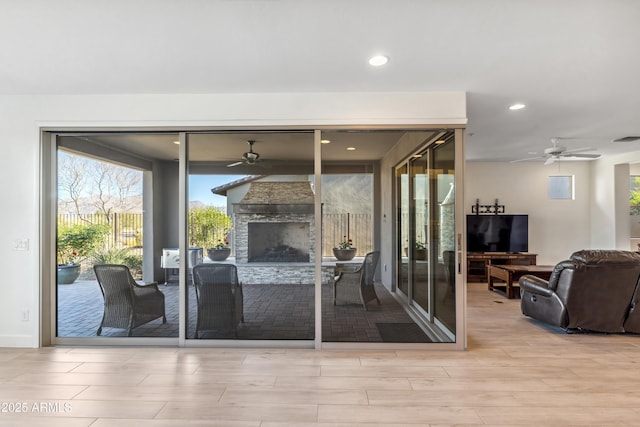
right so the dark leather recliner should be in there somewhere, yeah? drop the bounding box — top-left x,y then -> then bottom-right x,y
520,250 -> 640,333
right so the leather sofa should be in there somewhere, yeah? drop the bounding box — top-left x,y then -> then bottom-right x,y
520,250 -> 640,333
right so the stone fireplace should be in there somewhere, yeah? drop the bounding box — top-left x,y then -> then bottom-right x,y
233,182 -> 331,284
234,181 -> 315,263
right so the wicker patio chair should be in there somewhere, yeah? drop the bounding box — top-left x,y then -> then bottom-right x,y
93,264 -> 166,336
333,251 -> 381,310
192,263 -> 244,338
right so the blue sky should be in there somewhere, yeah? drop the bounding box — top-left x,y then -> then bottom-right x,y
189,175 -> 246,206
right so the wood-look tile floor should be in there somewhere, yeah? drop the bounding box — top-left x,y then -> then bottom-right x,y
3,281 -> 640,425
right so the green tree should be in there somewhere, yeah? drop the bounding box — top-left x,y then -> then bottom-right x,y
189,207 -> 232,248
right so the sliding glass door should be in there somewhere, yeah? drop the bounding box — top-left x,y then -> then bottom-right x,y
55,134 -> 180,339
430,138 -> 456,333
49,127 -> 461,346
186,132 -> 315,341
394,131 -> 457,339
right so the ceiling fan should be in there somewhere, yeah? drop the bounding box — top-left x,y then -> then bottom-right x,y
512,138 -> 601,165
227,140 -> 261,167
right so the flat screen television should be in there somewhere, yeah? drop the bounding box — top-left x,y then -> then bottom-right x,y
466,214 -> 529,253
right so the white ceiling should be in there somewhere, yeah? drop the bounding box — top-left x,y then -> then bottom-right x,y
3,0 -> 640,162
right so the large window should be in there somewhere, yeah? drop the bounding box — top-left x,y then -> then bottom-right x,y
48,127 -> 463,347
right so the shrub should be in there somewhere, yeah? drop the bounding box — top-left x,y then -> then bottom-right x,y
57,223 -> 109,265
92,247 -> 143,278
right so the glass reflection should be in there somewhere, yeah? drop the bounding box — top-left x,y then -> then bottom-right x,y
187,132 -> 315,340
56,134 -> 179,338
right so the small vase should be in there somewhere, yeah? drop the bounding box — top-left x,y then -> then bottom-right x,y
333,248 -> 356,261
57,263 -> 81,284
207,248 -> 231,261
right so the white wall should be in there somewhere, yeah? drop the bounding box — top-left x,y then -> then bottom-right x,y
464,161 -> 592,265
591,150 -> 640,249
0,91 -> 465,347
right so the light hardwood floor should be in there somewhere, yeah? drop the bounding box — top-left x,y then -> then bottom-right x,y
2,281 -> 640,426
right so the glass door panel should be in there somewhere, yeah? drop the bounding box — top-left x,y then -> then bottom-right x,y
186,132 -> 315,340
410,153 -> 429,313
430,139 -> 456,333
321,130 -> 389,343
56,133 -> 179,338
396,164 -> 409,296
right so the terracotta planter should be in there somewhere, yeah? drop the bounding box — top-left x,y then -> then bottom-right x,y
333,248 -> 356,261
207,248 -> 231,261
57,263 -> 80,284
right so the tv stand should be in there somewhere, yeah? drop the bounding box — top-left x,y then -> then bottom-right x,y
467,252 -> 537,282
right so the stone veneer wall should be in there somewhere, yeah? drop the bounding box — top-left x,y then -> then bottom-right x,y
237,264 -> 335,285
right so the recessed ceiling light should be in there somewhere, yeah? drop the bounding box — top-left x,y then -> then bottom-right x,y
321,139 -> 331,144
368,55 -> 389,66
435,140 -> 445,144
509,103 -> 526,110
346,147 -> 356,151
173,140 -> 180,145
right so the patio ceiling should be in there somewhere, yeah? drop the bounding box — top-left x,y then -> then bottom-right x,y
59,129 -> 443,167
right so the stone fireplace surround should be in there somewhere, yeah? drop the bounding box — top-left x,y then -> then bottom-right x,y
233,182 -> 332,284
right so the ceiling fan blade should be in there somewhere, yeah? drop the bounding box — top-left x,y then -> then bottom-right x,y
562,153 -> 601,159
226,161 -> 243,168
563,147 -> 596,154
510,156 -> 544,163
544,157 -> 557,166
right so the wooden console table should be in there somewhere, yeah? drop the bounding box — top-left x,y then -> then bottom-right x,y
488,264 -> 554,299
467,252 -> 537,282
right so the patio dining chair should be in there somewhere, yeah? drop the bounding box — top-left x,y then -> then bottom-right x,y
93,264 -> 166,336
334,251 -> 381,310
192,263 -> 244,338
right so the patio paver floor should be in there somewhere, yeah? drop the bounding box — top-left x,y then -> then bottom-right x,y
58,279 -> 424,341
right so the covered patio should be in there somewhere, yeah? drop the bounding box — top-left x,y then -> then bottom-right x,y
58,277 -> 433,342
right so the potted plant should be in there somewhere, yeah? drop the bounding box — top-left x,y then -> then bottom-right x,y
57,223 -> 108,284
333,236 -> 356,261
207,238 -> 231,261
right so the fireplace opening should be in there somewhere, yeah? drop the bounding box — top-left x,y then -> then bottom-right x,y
248,222 -> 310,262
